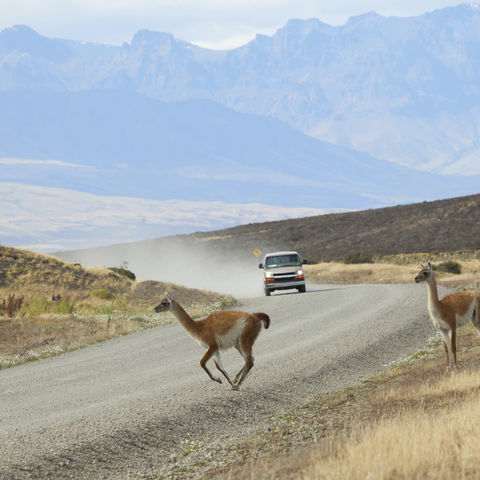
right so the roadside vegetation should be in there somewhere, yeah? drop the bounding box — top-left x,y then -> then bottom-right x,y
304,251 -> 480,290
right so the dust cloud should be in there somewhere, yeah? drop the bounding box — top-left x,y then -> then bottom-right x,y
56,239 -> 265,299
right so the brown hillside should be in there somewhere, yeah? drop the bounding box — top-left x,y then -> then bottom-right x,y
0,245 -> 131,297
187,193 -> 480,262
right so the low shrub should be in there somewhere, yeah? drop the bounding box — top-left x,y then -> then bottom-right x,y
433,261 -> 462,275
108,267 -> 136,281
344,252 -> 374,264
91,289 -> 114,300
2,294 -> 24,317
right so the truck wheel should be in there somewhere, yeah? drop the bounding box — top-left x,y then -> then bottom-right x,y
265,289 -> 271,296
297,285 -> 306,293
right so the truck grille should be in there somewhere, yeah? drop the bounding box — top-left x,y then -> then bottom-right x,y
272,272 -> 297,282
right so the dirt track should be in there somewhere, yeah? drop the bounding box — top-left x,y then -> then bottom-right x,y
0,284 -> 436,479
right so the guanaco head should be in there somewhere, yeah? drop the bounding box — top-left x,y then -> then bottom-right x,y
415,261 -> 433,283
154,291 -> 173,313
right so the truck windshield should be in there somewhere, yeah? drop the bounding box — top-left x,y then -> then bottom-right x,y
265,254 -> 301,268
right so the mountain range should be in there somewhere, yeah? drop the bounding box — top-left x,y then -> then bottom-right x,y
2,4 -> 480,173
1,4 -> 480,251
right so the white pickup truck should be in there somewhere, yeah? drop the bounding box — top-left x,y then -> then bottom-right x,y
258,251 -> 307,296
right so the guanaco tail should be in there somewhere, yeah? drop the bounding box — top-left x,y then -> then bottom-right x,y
415,261 -> 480,370
154,292 -> 270,389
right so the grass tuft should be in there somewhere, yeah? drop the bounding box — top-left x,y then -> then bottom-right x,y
91,288 -> 115,300
343,252 -> 374,264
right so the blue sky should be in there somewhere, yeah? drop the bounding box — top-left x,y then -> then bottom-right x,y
0,0 -> 472,49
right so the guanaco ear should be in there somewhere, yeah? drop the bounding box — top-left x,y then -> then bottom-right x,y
164,291 -> 172,303
427,261 -> 433,271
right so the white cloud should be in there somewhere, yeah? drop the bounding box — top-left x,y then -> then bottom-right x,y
440,151 -> 480,175
0,182 -> 339,252
0,157 -> 91,168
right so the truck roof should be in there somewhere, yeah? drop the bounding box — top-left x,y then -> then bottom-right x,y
264,251 -> 300,258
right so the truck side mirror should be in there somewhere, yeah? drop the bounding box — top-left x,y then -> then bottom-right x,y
302,259 -> 307,264
258,263 -> 264,269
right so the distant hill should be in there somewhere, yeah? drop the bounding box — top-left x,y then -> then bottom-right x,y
55,193 -> 480,295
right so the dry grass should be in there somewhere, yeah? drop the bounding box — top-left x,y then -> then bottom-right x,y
304,256 -> 480,289
304,262 -> 416,284
305,370 -> 480,480
308,397 -> 480,480
209,327 -> 480,480
0,313 -> 162,368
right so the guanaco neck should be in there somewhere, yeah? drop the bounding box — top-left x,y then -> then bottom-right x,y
169,300 -> 201,338
425,273 -> 441,310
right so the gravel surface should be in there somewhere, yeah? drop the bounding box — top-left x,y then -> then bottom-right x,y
0,284 -> 436,479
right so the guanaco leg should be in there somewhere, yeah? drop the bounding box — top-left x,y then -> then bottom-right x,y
200,347 -> 222,384
213,352 -> 237,390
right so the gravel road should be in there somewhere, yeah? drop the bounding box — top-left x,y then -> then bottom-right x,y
0,284 -> 436,479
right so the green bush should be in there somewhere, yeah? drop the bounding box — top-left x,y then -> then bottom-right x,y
20,297 -> 75,315
91,289 -> 115,300
344,252 -> 374,264
108,267 -> 136,281
433,261 -> 462,275
21,298 -> 48,315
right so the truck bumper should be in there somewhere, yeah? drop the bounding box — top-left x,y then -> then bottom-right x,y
264,278 -> 306,293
